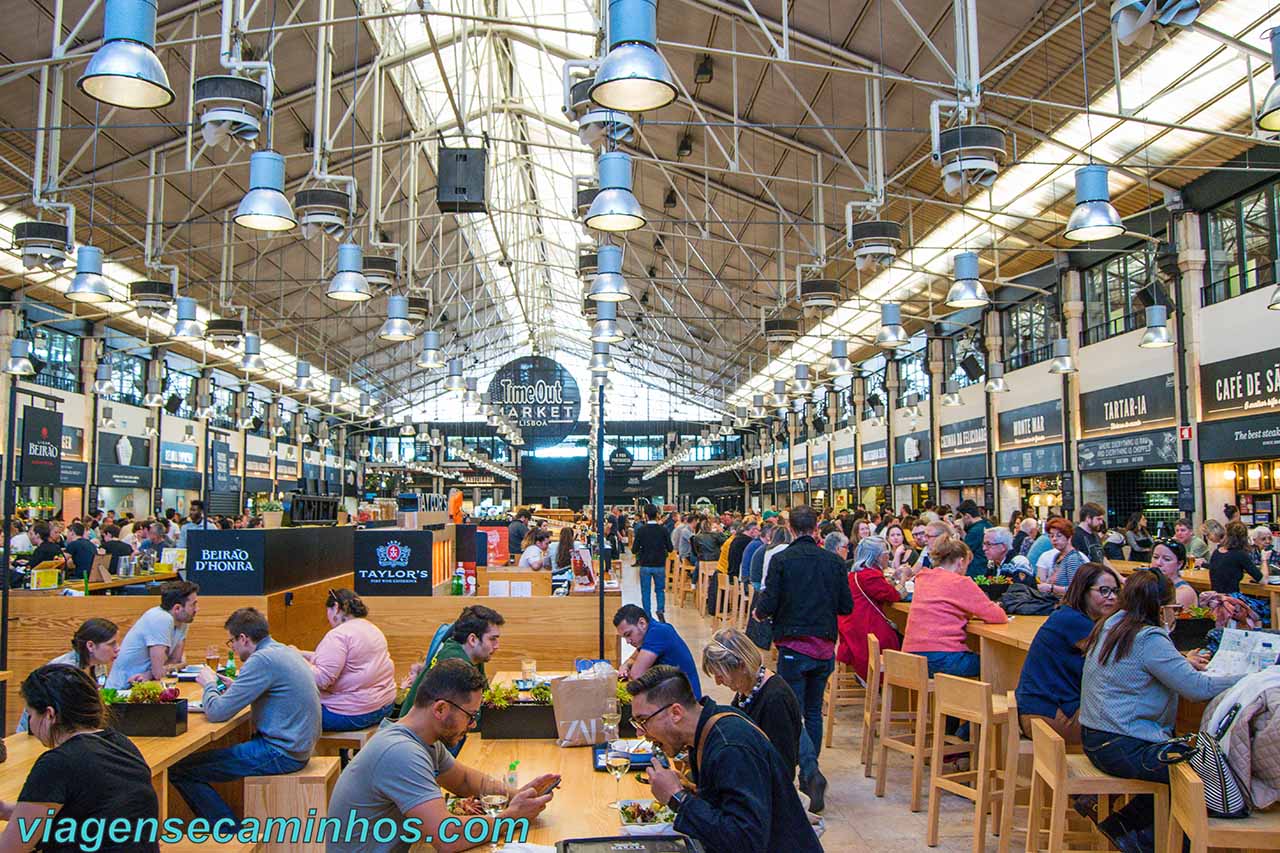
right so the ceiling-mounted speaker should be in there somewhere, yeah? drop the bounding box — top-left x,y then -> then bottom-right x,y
866,392 -> 883,409
437,147 -> 488,213
164,394 -> 183,414
250,416 -> 263,431
960,354 -> 984,381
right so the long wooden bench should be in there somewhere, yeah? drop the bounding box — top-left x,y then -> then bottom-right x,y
244,756 -> 341,853
314,725 -> 379,757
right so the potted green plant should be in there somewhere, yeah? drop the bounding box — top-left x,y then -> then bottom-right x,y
103,681 -> 188,737
259,499 -> 284,528
479,682 -> 558,739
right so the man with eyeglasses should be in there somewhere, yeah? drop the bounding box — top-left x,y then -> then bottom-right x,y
325,659 -> 556,853
630,665 -> 820,853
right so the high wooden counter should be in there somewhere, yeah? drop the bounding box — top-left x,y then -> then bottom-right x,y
889,603 -> 1045,696
13,570 -> 179,596
1113,559 -> 1279,627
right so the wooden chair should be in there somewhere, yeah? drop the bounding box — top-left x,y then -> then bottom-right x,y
823,655 -> 866,749
697,561 -> 717,617
244,756 -> 341,853
926,674 -> 1012,852
736,583 -> 755,630
994,691 -> 1035,853
664,554 -> 678,597
714,570 -> 735,625
861,633 -> 884,775
676,559 -> 696,608
1025,718 -> 1170,853
875,649 -> 934,811
1165,760 -> 1280,853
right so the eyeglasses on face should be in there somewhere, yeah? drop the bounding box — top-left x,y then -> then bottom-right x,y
1090,585 -> 1119,598
631,701 -> 676,732
441,698 -> 481,727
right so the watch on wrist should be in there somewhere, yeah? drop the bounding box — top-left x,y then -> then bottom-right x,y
667,790 -> 690,812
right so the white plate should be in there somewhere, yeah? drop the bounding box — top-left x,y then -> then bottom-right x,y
609,738 -> 654,755
188,701 -> 204,713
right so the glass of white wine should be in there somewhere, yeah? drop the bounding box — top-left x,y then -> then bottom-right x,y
480,791 -> 509,851
606,748 -> 631,809
601,697 -> 621,742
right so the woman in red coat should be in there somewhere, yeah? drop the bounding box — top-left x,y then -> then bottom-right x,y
837,535 -> 902,680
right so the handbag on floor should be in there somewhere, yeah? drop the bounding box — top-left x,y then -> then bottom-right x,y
1156,702 -> 1250,818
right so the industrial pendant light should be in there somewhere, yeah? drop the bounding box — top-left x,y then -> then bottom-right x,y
445,358 -> 466,393
591,300 -> 624,343
93,362 -> 116,395
589,0 -> 677,113
378,295 -> 415,341
77,0 -> 175,109
792,364 -> 812,395
195,393 -> 214,420
1256,28 -> 1280,132
1064,165 -> 1124,242
170,296 -> 204,340
327,243 -> 371,301
5,339 -> 35,376
294,360 -> 312,392
399,416 -> 416,437
417,330 -> 445,369
1047,338 -> 1077,374
826,339 -> 852,376
236,404 -> 255,430
771,379 -> 790,411
875,302 -> 909,348
985,361 -> 1009,393
945,251 -> 988,308
588,244 -> 630,301
750,393 -> 768,419
463,377 -> 482,407
941,379 -> 963,407
1138,305 -> 1174,348
100,406 -> 117,429
145,415 -> 159,437
241,332 -> 265,370
328,378 -> 343,404
589,341 -> 613,374
359,392 -> 373,417
1269,285 -> 1280,311
584,152 -> 644,232
234,151 -> 296,232
143,379 -> 164,407
67,246 -> 113,303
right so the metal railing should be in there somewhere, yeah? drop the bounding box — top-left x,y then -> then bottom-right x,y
30,365 -> 81,394
1005,342 -> 1054,371
1080,311 -> 1142,346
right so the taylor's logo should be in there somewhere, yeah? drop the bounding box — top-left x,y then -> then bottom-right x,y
376,541 -> 410,568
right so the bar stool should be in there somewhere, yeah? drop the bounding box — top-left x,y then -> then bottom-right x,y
1165,760 -> 1280,853
677,559 -> 696,608
925,674 -> 1011,852
664,554 -> 678,597
822,653 -> 866,750
697,561 -> 717,617
860,633 -> 884,776
1025,718 -> 1170,853
874,649 -> 934,812
714,570 -> 736,625
736,583 -> 755,630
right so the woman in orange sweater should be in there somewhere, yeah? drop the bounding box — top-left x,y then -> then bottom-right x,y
903,538 -> 1008,678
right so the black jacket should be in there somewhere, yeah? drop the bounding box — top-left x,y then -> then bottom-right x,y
674,699 -> 821,853
726,533 -> 752,579
754,535 -> 853,641
632,521 -> 673,567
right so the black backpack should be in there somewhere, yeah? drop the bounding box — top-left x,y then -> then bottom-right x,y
1000,585 -> 1059,615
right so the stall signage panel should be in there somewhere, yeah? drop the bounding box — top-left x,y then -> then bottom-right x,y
160,441 -> 198,470
1177,461 -> 1196,514
1198,412 -> 1280,462
95,432 -> 152,488
860,467 -> 888,486
861,440 -> 888,467
210,440 -> 233,493
245,454 -> 272,478
939,417 -> 987,457
893,460 -> 932,484
937,453 -> 987,484
302,462 -> 322,480
790,479 -> 807,492
20,407 -> 62,485
1080,374 -> 1176,434
894,430 -> 931,464
487,355 -> 581,450
832,471 -> 856,489
61,426 -> 84,459
1077,428 -> 1179,471
777,458 -> 790,478
833,446 -> 856,470
608,447 -> 633,473
810,451 -> 828,475
185,530 -> 265,595
1200,345 -> 1280,417
997,400 -> 1063,447
58,459 -> 88,485
353,530 -> 435,596
995,443 -> 1065,478
275,444 -> 299,479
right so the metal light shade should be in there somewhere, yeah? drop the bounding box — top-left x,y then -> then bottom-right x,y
584,152 -> 644,232
750,393 -> 768,419
591,300 -> 624,343
196,394 -> 214,419
589,244 -> 630,301
589,341 -> 613,374
1139,304 -> 1174,348
985,361 -> 1009,393
1257,30 -> 1280,132
826,339 -> 852,376
399,417 -> 415,437
359,392 -> 372,416
590,0 -> 676,112
1064,165 -> 1123,242
945,251 -> 988,308
1047,338 -> 1077,374
445,358 -> 466,393
378,294 -> 415,341
93,362 -> 116,395
241,332 -> 265,370
143,378 -> 164,406
295,360 -> 312,392
792,364 -> 812,395
171,296 -> 204,339
941,379 -> 963,407
1269,285 -> 1280,311
464,377 -> 482,407
771,378 -> 790,409
5,339 -> 35,376
67,246 -> 113,303
234,151 -> 296,231
327,243 -> 371,302
77,0 -> 174,109
875,302 -> 909,348
417,330 -> 445,368
328,378 -> 342,403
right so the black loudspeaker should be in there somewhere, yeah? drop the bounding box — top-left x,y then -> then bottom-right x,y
437,148 -> 488,213
164,394 -> 182,414
250,416 -> 263,431
960,354 -> 984,381
1132,282 -> 1169,310
866,392 -> 883,409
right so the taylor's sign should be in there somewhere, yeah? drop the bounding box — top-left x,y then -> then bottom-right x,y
354,530 -> 435,596
20,406 -> 62,485
1200,346 -> 1280,417
1080,374 -> 1175,435
998,400 -> 1063,447
487,356 -> 581,450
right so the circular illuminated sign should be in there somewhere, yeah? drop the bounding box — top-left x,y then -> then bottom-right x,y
487,356 -> 581,450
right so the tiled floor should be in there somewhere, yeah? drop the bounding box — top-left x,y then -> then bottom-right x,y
621,561 -> 1002,852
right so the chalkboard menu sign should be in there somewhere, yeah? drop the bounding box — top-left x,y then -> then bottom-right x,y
997,400 -> 1063,447
1077,428 -> 1178,471
1080,374 -> 1176,434
995,443 -> 1065,478
353,530 -> 435,596
1177,461 -> 1196,514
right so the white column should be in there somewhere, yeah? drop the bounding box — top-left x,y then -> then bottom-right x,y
1176,212 -> 1207,526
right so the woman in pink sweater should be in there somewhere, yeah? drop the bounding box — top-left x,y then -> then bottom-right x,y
903,538 -> 1007,678
301,589 -> 398,731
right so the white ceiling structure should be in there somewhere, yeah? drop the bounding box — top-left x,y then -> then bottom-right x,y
0,0 -> 1275,430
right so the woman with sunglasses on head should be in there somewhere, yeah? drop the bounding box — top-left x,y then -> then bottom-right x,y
16,617 -> 120,733
0,665 -> 161,853
300,588 -> 397,732
1150,539 -> 1198,611
1014,563 -> 1121,744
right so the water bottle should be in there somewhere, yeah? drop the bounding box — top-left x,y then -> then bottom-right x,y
451,569 -> 464,596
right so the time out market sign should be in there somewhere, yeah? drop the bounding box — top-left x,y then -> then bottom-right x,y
487,356 -> 581,450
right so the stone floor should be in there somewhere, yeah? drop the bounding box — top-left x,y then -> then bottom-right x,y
619,560 -> 1009,852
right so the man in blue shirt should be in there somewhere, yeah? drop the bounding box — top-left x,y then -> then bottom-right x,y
63,521 -> 99,580
613,604 -> 702,698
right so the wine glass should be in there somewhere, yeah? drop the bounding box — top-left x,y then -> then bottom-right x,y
605,748 -> 631,809
601,697 -> 621,742
480,790 -> 509,851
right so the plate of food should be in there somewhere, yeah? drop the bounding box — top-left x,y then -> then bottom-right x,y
618,799 -> 674,835
446,796 -> 485,817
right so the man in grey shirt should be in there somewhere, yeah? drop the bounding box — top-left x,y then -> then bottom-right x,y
169,607 -> 321,829
326,660 -> 555,853
106,580 -> 199,688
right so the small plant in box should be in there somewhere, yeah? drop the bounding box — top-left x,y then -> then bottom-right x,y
480,682 -> 557,739
106,681 -> 188,737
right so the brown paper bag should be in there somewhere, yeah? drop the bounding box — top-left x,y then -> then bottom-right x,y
550,672 -> 618,747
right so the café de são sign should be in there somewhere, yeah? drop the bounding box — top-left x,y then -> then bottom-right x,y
487,356 -> 581,450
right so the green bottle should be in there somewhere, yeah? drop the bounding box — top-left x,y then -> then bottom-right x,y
225,651 -> 237,679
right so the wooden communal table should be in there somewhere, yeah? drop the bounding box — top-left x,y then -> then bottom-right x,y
12,571 -> 180,596
889,603 -> 1045,697
1113,559 -> 1279,627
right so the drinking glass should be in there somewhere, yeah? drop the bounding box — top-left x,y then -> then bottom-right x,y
605,749 -> 631,809
521,658 -> 537,682
205,646 -> 221,672
601,697 -> 621,743
480,790 -> 509,851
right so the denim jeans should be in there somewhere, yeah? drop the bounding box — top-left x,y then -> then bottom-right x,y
776,648 -> 835,761
639,565 -> 666,616
169,735 -> 308,826
321,701 -> 395,732
1081,726 -> 1168,852
920,650 -> 981,678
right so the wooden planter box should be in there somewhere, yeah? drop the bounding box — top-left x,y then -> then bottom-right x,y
109,699 -> 189,737
262,511 -> 284,529
1170,617 -> 1216,652
480,703 -> 558,739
